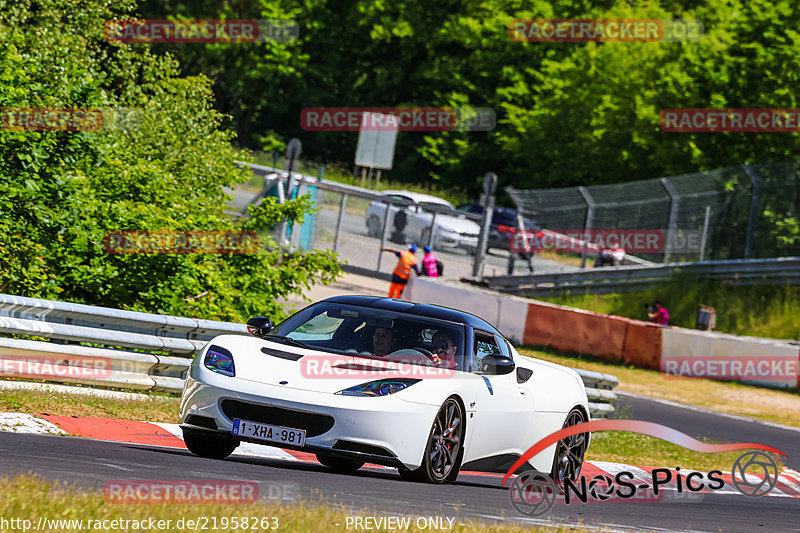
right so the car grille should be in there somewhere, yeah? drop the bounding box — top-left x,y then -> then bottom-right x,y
185,415 -> 218,430
220,400 -> 334,437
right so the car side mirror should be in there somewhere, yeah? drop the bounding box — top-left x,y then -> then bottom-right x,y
247,317 -> 273,338
480,354 -> 515,375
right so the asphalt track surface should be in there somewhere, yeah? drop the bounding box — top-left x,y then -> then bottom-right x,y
1,424 -> 797,532
615,392 -> 800,470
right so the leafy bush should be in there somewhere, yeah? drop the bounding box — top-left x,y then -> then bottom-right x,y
0,0 -> 340,322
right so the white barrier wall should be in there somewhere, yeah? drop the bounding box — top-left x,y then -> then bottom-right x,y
405,277 -> 529,344
661,328 -> 800,388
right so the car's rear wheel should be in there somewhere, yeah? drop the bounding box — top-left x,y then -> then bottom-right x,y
366,215 -> 381,237
182,428 -> 238,460
399,397 -> 464,483
549,408 -> 588,484
316,453 -> 365,473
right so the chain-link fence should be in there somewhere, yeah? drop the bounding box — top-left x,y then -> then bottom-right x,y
507,162 -> 800,264
230,164 -> 583,280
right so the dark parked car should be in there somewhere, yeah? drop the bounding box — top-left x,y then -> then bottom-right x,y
456,203 -> 539,253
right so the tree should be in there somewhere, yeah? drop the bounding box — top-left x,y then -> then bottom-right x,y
0,0 -> 340,321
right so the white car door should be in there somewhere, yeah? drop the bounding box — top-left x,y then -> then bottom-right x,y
462,331 -> 534,461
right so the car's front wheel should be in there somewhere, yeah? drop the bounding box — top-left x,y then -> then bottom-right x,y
550,408 -> 588,484
316,453 -> 365,473
399,397 -> 465,483
182,428 -> 239,460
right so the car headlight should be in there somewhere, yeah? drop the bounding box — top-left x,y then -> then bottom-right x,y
335,379 -> 420,397
204,345 -> 235,377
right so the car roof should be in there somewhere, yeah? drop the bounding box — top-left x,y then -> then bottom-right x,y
381,190 -> 454,208
320,295 -> 502,335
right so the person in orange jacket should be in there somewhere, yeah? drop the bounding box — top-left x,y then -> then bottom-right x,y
381,244 -> 420,299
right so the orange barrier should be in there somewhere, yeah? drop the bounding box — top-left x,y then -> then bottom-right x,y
621,320 -> 662,370
523,302 -> 627,361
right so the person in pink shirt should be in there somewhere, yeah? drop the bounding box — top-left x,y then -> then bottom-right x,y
422,246 -> 439,278
648,300 -> 670,325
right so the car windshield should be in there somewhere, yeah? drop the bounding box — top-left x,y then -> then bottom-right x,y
270,302 -> 467,371
419,201 -> 454,213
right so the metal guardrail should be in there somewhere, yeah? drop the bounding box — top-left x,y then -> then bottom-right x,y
574,369 -> 620,418
0,293 -> 620,417
0,294 -> 249,393
485,257 -> 800,296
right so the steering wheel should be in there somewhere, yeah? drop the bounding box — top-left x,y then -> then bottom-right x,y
412,347 -> 433,357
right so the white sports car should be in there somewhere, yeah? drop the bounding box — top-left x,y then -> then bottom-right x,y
179,296 -> 590,484
364,191 -> 480,253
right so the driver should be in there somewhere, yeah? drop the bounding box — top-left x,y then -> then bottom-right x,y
372,327 -> 395,356
431,331 -> 458,369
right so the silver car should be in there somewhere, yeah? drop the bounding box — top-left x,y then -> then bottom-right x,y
364,190 -> 480,254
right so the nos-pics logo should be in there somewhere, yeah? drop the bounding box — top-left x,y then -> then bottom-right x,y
504,420 -> 783,517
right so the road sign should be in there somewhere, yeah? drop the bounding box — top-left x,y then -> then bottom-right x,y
355,112 -> 398,170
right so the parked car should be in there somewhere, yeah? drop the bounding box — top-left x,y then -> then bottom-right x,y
364,191 -> 480,254
456,203 -> 539,253
180,295 -> 590,484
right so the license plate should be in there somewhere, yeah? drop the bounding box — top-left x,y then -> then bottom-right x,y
232,418 -> 305,447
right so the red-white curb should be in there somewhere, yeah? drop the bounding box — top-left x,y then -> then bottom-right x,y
2,413 -> 797,498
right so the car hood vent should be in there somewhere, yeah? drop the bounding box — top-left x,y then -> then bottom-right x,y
261,347 -> 304,361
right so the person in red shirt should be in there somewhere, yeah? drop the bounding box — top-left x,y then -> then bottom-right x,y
382,244 -> 420,299
648,300 -> 670,325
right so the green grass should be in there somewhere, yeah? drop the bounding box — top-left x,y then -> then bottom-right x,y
586,431 -> 779,472
0,475 -> 582,533
520,346 -> 800,429
0,388 -> 179,423
540,279 -> 800,341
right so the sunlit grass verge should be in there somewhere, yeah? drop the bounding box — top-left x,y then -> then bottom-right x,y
586,431 -> 783,472
0,387 -> 180,423
520,347 -> 800,429
0,475 -> 583,533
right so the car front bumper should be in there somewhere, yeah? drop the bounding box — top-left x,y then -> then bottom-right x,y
179,369 -> 439,470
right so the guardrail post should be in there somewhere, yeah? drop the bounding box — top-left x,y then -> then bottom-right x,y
742,164 -> 761,259
473,173 -> 497,279
699,205 -> 711,261
333,193 -> 347,253
426,211 -> 437,249
661,178 -> 680,263
577,186 -> 595,269
376,201 -> 392,271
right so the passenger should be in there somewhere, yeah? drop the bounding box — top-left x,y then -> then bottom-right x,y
372,327 -> 395,356
430,331 -> 458,369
